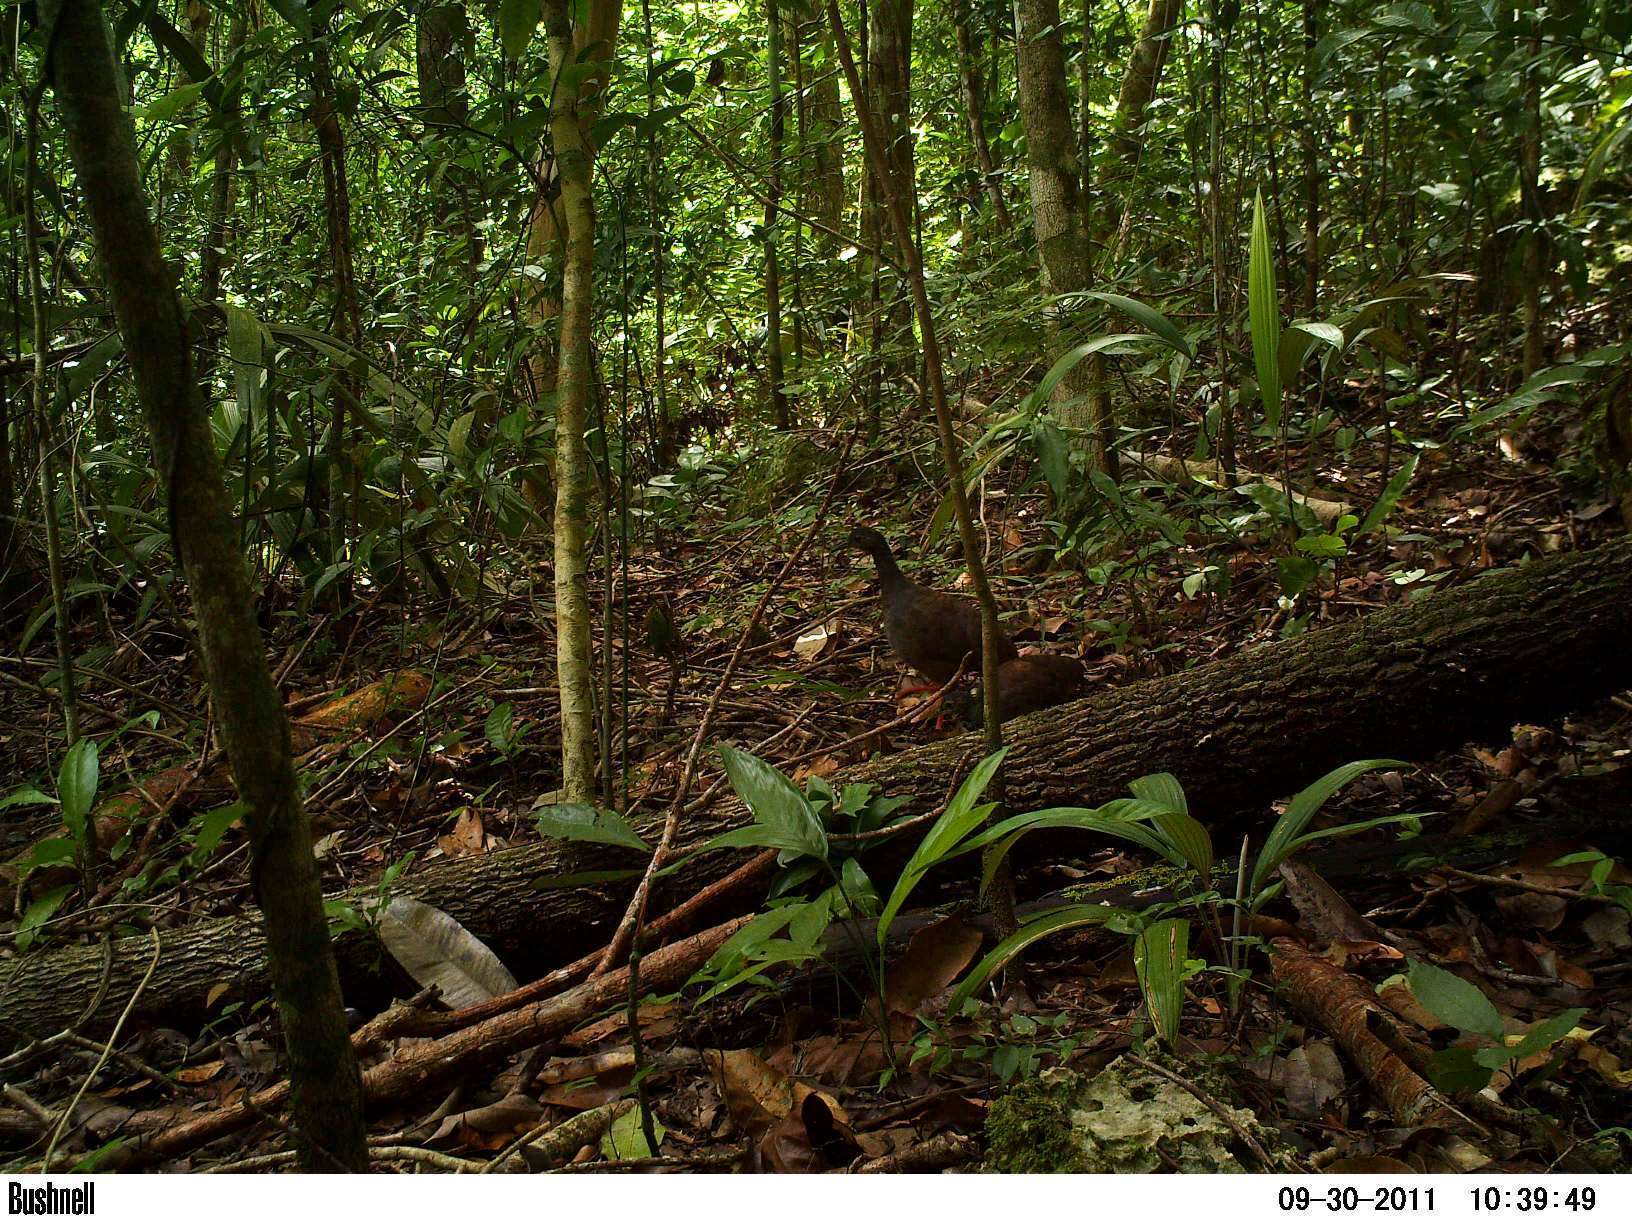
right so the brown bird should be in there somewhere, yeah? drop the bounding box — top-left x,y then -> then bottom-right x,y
847,526 -> 1017,695
951,653 -> 1085,728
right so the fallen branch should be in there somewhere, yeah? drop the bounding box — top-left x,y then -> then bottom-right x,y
1267,938 -> 1458,1128
114,915 -> 748,1169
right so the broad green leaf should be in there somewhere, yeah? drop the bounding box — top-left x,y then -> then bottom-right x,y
1134,918 -> 1191,1047
0,787 -> 57,813
1248,189 -> 1283,431
1473,1009 -> 1587,1069
16,884 -> 73,952
23,837 -> 77,874
485,702 -> 517,752
59,331 -> 123,402
1252,759 -> 1404,893
1425,1045 -> 1494,1094
1357,451 -> 1419,536
1029,334 -> 1156,408
1070,291 -> 1195,359
1031,418 -> 1070,503
57,738 -> 100,843
949,903 -> 1128,1012
964,801 -> 1180,897
225,305 -> 266,427
1575,119 -> 1631,215
189,802 -> 246,866
603,1105 -> 665,1160
533,803 -> 651,853
133,80 -> 209,122
1152,809 -> 1214,889
1407,959 -> 1503,1040
1456,345 -> 1629,433
717,745 -> 827,860
262,0 -> 312,37
500,0 -> 539,59
878,751 -> 1006,952
1129,773 -> 1188,815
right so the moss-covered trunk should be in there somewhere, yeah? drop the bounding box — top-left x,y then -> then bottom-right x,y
38,0 -> 367,1172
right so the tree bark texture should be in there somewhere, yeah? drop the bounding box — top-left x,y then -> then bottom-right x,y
1013,0 -> 1101,458
955,3 -> 1012,229
8,532 -> 1631,1044
38,0 -> 368,1171
542,0 -> 621,804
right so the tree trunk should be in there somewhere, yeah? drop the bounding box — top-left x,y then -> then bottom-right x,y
39,0 -> 367,1172
200,13 -> 247,312
803,15 -> 846,236
520,4 -> 623,413
1302,0 -> 1319,312
1098,0 -> 1184,264
417,2 -> 479,276
764,0 -> 790,428
312,25 -> 363,600
1013,0 -> 1103,463
12,479 -> 1629,1043
1519,19 -> 1545,379
955,2 -> 1012,229
543,0 -> 621,804
641,0 -> 675,467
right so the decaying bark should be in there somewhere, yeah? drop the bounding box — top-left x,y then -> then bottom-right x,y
5,535 -> 1632,1042
1268,939 -> 1457,1128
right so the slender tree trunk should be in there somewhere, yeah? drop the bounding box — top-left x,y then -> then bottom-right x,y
955,2 -> 1012,229
521,3 -> 621,505
1208,0 -> 1235,477
1519,18 -> 1545,379
41,0 -> 367,1171
764,0 -> 790,427
1013,0 -> 1104,466
0,380 -> 14,572
641,0 -> 675,467
1078,0 -> 1094,214
827,0 -> 1016,928
1098,0 -> 1183,265
865,0 -> 914,396
23,86 -> 79,751
200,13 -> 247,311
417,3 -> 479,277
1302,0 -> 1319,312
543,0 -> 622,804
804,16 -> 846,234
311,26 -> 362,598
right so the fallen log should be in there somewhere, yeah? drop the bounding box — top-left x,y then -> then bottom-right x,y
5,536 -> 1631,1044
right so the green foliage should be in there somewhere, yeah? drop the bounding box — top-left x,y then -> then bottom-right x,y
1248,188 -> 1283,431
1406,959 -> 1587,1093
1134,918 -> 1195,1048
533,802 -> 651,853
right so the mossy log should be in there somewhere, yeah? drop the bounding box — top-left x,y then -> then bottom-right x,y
4,536 -> 1630,1045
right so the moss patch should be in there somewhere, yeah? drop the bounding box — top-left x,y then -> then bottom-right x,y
984,1057 -> 1271,1174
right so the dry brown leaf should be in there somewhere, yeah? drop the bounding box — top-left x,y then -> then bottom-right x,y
884,914 -> 984,1017
437,807 -> 487,858
563,1002 -> 677,1048
1274,1039 -> 1347,1122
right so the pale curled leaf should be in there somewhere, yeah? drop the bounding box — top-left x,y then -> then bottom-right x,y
376,897 -> 519,1009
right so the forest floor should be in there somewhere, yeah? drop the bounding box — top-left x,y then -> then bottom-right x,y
2,383 -> 1630,1173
